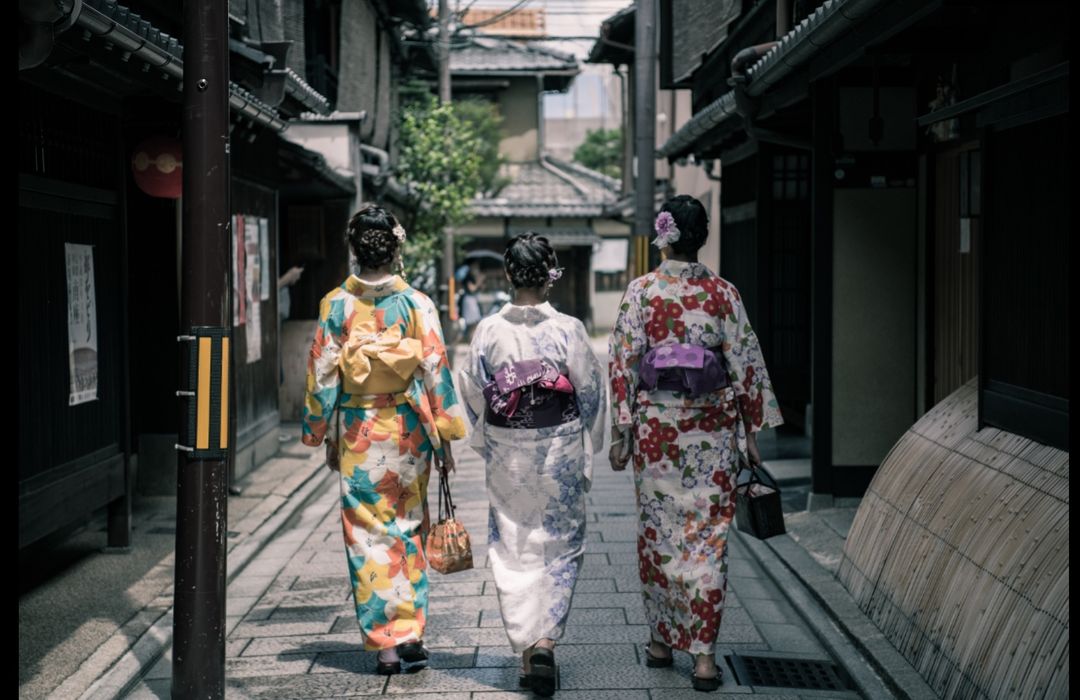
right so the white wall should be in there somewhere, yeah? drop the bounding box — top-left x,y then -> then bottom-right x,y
499,77 -> 541,162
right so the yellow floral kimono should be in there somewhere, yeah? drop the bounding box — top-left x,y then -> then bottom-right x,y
303,274 -> 467,650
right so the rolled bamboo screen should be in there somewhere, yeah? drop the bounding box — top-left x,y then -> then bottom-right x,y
838,379 -> 1068,699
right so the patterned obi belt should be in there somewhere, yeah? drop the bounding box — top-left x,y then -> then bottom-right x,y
483,359 -> 579,429
638,343 -> 729,398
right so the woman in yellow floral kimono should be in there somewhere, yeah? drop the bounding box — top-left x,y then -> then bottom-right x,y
303,205 -> 468,675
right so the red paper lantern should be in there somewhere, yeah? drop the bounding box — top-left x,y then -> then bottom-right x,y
131,137 -> 183,198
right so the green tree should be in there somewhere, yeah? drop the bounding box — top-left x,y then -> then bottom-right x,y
396,99 -> 485,281
453,98 -> 508,197
573,127 -> 622,179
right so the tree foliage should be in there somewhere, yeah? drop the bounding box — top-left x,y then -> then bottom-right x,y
395,98 -> 485,280
573,127 -> 622,179
453,98 -> 508,197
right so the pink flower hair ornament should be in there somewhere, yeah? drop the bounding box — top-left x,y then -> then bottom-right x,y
653,211 -> 681,249
547,267 -> 564,282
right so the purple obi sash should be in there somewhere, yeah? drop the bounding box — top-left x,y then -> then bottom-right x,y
483,359 -> 578,429
638,343 -> 729,398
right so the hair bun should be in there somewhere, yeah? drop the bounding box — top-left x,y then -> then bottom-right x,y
504,233 -> 558,289
347,205 -> 401,270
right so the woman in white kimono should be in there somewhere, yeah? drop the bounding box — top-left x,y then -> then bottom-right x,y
458,234 -> 607,697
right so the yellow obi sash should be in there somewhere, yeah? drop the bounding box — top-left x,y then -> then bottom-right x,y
339,323 -> 423,396
336,322 -> 448,457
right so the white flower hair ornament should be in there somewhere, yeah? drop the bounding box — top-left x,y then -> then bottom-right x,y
653,211 -> 681,249
392,224 -> 406,242
547,267 -> 564,283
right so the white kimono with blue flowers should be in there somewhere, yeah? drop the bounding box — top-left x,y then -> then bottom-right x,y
458,302 -> 607,652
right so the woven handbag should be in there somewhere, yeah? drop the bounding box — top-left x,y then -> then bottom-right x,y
426,469 -> 474,574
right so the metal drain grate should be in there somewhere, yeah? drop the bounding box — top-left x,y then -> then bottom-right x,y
726,654 -> 853,691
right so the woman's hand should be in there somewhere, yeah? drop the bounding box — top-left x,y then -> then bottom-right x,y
436,442 -> 456,475
746,431 -> 762,468
325,437 -> 340,472
609,427 -> 632,471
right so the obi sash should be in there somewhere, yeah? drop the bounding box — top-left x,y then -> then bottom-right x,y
638,343 -> 729,398
336,322 -> 448,457
482,359 -> 579,429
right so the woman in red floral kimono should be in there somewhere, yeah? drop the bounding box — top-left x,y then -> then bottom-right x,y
607,195 -> 783,691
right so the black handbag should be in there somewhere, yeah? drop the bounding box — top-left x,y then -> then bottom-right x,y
734,461 -> 786,539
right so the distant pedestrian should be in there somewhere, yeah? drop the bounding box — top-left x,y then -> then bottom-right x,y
458,263 -> 484,342
302,205 -> 468,675
607,195 -> 783,691
278,264 -> 303,386
457,234 -> 608,697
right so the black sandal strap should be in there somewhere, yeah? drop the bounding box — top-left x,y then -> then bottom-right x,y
529,647 -> 556,666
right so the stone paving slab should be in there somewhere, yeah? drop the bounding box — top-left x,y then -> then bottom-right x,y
226,670 -> 388,698
385,667 -> 519,694
475,692 -> 646,700
473,644 -> 639,668
309,648 -> 477,674
225,654 -> 317,678
479,607 -> 627,628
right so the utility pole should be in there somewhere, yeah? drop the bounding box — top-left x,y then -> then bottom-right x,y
438,0 -> 456,338
438,0 -> 451,104
634,0 -> 657,277
173,0 -> 230,695
633,0 -> 657,277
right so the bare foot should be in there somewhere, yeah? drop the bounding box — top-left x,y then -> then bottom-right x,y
694,654 -> 719,679
648,638 -> 672,660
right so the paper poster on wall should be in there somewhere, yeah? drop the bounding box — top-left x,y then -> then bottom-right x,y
234,214 -> 246,326
259,217 -> 271,301
245,216 -> 262,363
65,243 -> 99,405
246,295 -> 262,363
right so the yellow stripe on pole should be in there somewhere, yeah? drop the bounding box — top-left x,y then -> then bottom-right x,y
448,276 -> 457,321
220,337 -> 229,449
196,337 -> 211,449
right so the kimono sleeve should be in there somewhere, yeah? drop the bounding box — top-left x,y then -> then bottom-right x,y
414,293 -> 469,443
608,278 -> 647,427
302,293 -> 346,446
457,321 -> 490,429
720,286 -> 784,433
566,319 -> 608,455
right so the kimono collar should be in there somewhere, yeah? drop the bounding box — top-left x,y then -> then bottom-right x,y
344,274 -> 409,299
498,301 -> 556,324
658,258 -> 711,280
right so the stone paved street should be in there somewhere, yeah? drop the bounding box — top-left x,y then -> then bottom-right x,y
128,430 -> 866,699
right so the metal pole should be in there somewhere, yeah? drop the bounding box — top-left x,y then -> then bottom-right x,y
173,0 -> 230,694
438,0 -> 451,105
438,0 -> 454,339
634,0 -> 657,276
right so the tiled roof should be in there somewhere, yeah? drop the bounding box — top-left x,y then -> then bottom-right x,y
657,0 -> 888,159
587,5 -> 634,65
450,36 -> 578,73
78,0 -> 286,130
470,157 -> 619,218
283,68 -> 331,115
